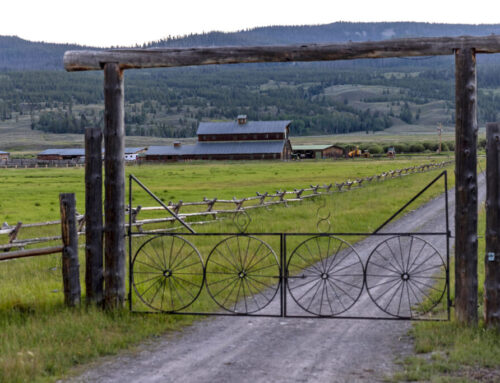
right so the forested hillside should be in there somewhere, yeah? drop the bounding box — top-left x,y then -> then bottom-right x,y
1,22 -> 500,140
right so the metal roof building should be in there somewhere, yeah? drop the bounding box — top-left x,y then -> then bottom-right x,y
37,147 -> 146,161
147,141 -> 286,156
197,120 -> 291,136
292,144 -> 345,159
145,116 -> 293,162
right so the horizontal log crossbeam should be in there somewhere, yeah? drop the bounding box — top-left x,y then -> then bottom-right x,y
64,36 -> 500,72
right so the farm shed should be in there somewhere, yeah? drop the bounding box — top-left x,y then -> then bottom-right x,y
124,147 -> 147,161
37,148 -> 86,161
144,116 -> 292,161
292,144 -> 345,159
0,150 -> 9,161
38,148 -> 146,161
143,141 -> 291,161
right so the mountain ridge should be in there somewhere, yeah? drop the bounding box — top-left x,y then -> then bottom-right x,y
2,22 -> 500,70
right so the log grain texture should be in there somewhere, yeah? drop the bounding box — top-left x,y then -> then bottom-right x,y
485,122 -> 500,329
454,47 -> 478,325
64,35 -> 500,72
103,63 -> 126,309
85,126 -> 104,305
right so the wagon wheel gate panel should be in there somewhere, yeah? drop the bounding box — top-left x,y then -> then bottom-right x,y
128,171 -> 451,321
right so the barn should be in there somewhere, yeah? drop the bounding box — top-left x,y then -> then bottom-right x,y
0,150 -> 9,162
292,144 -> 345,159
143,116 -> 292,162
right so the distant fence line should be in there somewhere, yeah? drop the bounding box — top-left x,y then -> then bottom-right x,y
0,158 -> 84,168
0,160 -> 452,251
128,160 -> 452,232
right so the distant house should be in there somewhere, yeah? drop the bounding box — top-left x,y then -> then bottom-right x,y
0,150 -> 9,162
292,144 -> 345,159
124,147 -> 147,161
143,116 -> 292,161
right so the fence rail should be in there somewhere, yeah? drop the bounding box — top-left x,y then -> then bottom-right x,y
128,161 -> 452,230
1,160 -> 452,249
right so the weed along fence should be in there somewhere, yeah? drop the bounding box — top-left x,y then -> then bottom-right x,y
62,35 -> 500,327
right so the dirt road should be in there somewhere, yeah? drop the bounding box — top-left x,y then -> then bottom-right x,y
69,173 -> 485,383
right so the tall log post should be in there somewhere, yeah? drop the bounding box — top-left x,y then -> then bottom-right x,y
485,122 -> 500,329
454,47 -> 478,325
85,126 -> 103,305
60,193 -> 81,307
103,63 -> 126,309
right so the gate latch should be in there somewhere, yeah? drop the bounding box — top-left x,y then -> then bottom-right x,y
487,252 -> 496,262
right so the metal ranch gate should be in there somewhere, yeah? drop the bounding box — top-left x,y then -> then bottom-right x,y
128,171 -> 450,321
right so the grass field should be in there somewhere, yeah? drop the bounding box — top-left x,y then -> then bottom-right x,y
0,157 -> 457,382
394,206 -> 500,383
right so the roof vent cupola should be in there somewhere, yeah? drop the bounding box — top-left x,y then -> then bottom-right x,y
237,115 -> 247,125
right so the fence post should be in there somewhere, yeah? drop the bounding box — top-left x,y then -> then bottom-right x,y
485,122 -> 500,329
454,47 -> 478,325
60,193 -> 81,307
103,62 -> 126,309
85,126 -> 104,306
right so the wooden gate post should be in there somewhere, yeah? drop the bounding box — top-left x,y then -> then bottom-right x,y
454,47 -> 478,325
485,122 -> 500,329
60,193 -> 81,307
103,62 -> 126,309
85,126 -> 103,305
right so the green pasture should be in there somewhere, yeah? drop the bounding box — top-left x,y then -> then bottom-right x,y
0,157 -> 459,382
394,206 -> 500,382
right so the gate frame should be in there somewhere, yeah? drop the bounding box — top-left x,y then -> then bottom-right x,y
127,170 -> 451,321
65,35 -> 490,320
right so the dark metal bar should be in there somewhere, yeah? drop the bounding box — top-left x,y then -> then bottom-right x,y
454,47 -> 478,325
130,311 -> 448,321
280,234 -> 284,317
373,171 -> 446,234
130,174 -> 195,233
444,171 -> 451,321
130,231 -> 448,237
283,233 -> 287,317
129,175 -> 133,312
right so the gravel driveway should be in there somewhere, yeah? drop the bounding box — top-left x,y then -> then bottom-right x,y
68,172 -> 486,383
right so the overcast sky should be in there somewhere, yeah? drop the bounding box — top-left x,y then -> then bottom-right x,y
2,0 -> 500,47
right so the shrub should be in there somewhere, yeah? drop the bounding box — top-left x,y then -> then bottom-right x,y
409,143 -> 425,153
367,144 -> 383,154
393,143 -> 409,153
422,141 -> 439,151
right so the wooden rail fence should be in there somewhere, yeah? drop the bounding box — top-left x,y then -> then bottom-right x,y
1,160 -> 451,248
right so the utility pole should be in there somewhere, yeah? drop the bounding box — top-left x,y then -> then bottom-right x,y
437,123 -> 443,154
